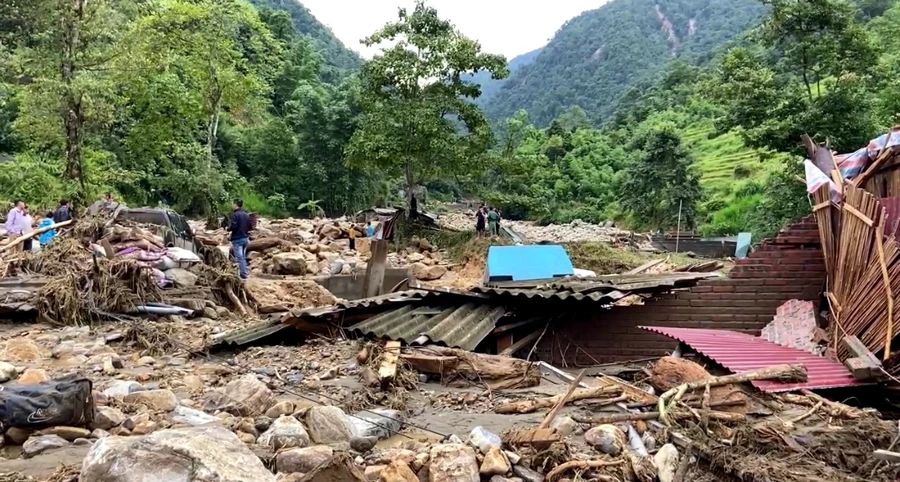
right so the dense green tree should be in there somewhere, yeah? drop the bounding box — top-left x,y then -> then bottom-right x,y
346,1 -> 508,212
620,125 -> 702,230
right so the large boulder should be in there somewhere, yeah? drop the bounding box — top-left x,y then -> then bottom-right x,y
23,434 -> 68,458
350,408 -> 402,441
165,268 -> 198,288
94,407 -> 127,431
380,460 -> 418,482
0,361 -> 17,382
410,263 -> 447,281
220,375 -> 275,416
123,389 -> 178,412
273,253 -> 307,276
171,406 -> 218,427
4,338 -> 43,361
275,445 -> 333,473
428,444 -> 479,482
257,415 -> 310,451
584,424 -> 625,456
305,406 -> 355,444
79,425 -> 275,482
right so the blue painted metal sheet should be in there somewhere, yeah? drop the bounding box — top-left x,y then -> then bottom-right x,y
485,245 -> 574,283
735,232 -> 752,258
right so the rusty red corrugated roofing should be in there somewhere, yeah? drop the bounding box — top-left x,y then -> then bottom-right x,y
639,326 -> 863,392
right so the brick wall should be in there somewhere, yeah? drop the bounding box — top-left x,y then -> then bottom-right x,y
537,217 -> 826,365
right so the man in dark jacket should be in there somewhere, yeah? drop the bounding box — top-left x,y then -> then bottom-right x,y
226,198 -> 251,280
53,200 -> 72,224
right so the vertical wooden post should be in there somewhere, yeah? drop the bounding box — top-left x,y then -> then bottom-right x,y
362,239 -> 388,298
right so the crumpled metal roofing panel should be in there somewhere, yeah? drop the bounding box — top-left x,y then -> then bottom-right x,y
214,318 -> 290,346
640,326 -> 863,392
471,287 -> 630,304
290,290 -> 431,318
349,303 -> 507,351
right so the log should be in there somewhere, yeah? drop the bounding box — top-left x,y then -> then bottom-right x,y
673,443 -> 692,482
225,286 -> 247,316
0,219 -> 73,253
421,346 -> 540,390
546,459 -> 623,481
799,389 -> 863,419
495,386 -> 621,414
499,329 -> 543,356
379,341 -> 401,383
539,369 -> 586,429
572,410 -> 746,425
502,428 -> 559,450
246,237 -> 294,253
658,364 -> 807,424
399,353 -> 458,373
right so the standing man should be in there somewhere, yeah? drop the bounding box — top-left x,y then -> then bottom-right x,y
475,205 -> 486,236
4,200 -> 24,251
53,200 -> 72,223
226,198 -> 251,280
20,205 -> 34,252
487,207 -> 500,237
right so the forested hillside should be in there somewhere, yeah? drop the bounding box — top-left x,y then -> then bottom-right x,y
483,0 -> 767,126
468,47 -> 542,105
248,0 -> 362,81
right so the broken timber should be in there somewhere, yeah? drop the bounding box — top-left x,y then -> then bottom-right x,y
379,341 -> 401,383
841,335 -> 884,381
494,385 -> 621,414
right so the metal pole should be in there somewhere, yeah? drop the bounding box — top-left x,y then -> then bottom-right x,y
675,199 -> 683,254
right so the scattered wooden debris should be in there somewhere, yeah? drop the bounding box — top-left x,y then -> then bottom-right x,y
403,346 -> 540,389
378,341 -> 401,383
495,386 -> 622,414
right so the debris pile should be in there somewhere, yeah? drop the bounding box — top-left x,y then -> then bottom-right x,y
190,215 -> 455,282
439,210 -> 649,246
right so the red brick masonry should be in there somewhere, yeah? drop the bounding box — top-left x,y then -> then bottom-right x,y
536,216 -> 826,365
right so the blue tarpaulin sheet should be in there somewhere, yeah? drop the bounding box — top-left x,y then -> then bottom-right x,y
485,245 -> 574,283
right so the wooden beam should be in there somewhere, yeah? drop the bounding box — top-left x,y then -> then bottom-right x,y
362,240 -> 389,298
499,329 -> 543,356
842,335 -> 881,366
399,352 -> 458,374
873,450 -> 900,463
0,219 -> 73,253
538,369 -> 585,429
378,341 -> 401,382
492,318 -> 541,335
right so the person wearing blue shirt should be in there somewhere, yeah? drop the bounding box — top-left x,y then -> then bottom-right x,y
366,221 -> 375,238
38,212 -> 55,247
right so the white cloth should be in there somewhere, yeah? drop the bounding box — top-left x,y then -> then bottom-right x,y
20,214 -> 33,235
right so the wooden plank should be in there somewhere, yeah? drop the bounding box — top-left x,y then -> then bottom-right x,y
845,357 -> 879,381
378,341 -> 401,382
626,258 -> 665,275
502,428 -> 559,450
492,318 -> 541,335
873,450 -> 900,463
841,335 -> 882,366
362,240 -> 389,298
399,353 -> 458,374
495,332 -> 513,354
537,361 -> 589,388
538,369 -> 585,429
499,329 -> 543,356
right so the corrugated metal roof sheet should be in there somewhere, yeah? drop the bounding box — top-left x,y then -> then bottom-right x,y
640,326 -> 863,392
349,303 -> 507,351
472,273 -> 717,304
289,290 -> 431,318
213,318 -> 290,346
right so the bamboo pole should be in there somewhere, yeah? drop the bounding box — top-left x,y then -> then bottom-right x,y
0,219 -> 73,253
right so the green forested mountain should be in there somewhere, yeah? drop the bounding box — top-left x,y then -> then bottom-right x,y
468,47 -> 542,104
482,0 -> 767,126
248,0 -> 362,80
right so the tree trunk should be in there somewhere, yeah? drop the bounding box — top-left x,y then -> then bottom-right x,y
206,106 -> 220,169
405,160 -> 417,219
61,0 -> 87,197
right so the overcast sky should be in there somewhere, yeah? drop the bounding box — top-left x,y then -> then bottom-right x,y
300,0 -> 610,59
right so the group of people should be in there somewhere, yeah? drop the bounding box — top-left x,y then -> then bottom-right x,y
475,204 -> 502,236
4,199 -> 73,252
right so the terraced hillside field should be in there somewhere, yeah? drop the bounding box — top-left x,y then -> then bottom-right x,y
680,123 -> 788,196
